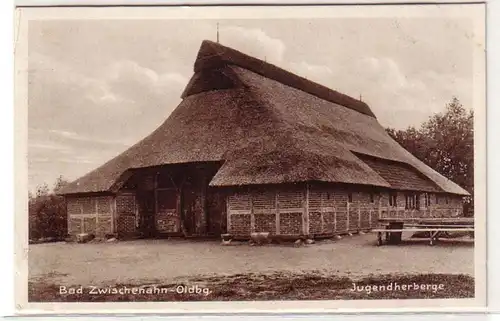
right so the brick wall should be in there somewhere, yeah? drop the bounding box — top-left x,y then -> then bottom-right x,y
378,192 -> 463,219
280,212 -> 303,235
68,217 -> 82,235
230,213 -> 251,236
117,216 -> 136,235
227,184 -> 382,238
309,212 -> 322,235
66,195 -> 114,237
308,186 -> 379,236
431,194 -> 463,217
116,193 -> 137,236
322,211 -> 336,234
227,190 -> 263,237
224,184 -> 465,239
255,213 -> 276,234
333,191 -> 348,233
227,185 -> 306,237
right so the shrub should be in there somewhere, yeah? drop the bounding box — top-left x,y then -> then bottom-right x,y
28,177 -> 69,241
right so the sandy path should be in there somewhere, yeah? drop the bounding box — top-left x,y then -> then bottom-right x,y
28,232 -> 474,286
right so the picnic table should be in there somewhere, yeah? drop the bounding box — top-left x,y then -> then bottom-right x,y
373,218 -> 474,246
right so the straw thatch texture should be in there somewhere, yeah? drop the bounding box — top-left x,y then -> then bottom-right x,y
59,41 -> 469,196
354,153 -> 441,192
209,65 -> 468,195
193,40 -> 375,118
59,87 -> 275,194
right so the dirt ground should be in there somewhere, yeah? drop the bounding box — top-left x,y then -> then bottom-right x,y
29,272 -> 474,301
29,232 -> 474,287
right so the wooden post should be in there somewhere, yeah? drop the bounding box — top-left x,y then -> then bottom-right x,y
331,191 -> 337,233
201,169 -> 208,234
368,195 -> 372,228
250,191 -> 255,233
378,193 -> 383,221
357,196 -> 361,231
95,198 -> 98,235
65,200 -> 70,235
80,201 -> 84,234
429,193 -> 433,217
176,186 -> 182,234
275,191 -> 280,235
304,183 -> 310,237
320,188 -> 326,233
154,172 -> 158,233
110,197 -> 115,234
319,189 -> 325,234
397,192 -> 402,218
226,194 -> 231,235
333,208 -> 337,234
134,193 -> 139,230
346,193 -> 350,232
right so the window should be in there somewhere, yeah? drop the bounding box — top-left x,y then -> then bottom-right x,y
423,193 -> 431,207
405,193 -> 414,209
348,193 -> 353,203
436,194 -> 440,205
389,193 -> 397,207
445,196 -> 449,204
326,192 -> 331,200
405,193 -> 420,210
370,193 -> 375,203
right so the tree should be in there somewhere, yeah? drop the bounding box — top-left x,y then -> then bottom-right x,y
386,97 -> 474,215
53,175 -> 70,194
35,183 -> 50,198
29,176 -> 70,241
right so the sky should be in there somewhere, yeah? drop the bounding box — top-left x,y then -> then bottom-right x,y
27,17 -> 476,192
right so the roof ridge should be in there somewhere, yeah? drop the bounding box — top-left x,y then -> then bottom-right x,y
193,40 -> 376,118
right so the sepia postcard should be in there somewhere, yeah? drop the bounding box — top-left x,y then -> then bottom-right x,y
14,3 -> 486,314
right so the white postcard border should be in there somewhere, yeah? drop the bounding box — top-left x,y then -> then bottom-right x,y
13,3 -> 487,314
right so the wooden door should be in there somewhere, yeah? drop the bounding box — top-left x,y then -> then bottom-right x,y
181,185 -> 197,235
156,188 -> 180,233
207,190 -> 227,235
138,191 -> 156,237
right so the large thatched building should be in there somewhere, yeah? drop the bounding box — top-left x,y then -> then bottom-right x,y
59,40 -> 469,240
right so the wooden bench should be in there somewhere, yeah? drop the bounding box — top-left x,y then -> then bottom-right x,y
372,227 -> 474,246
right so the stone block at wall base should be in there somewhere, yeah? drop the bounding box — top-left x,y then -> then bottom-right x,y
76,233 -> 94,243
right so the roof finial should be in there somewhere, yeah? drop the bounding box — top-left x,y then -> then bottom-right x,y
216,22 -> 219,43
359,94 -> 363,101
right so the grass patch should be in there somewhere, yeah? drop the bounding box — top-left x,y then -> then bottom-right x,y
28,272 -> 474,302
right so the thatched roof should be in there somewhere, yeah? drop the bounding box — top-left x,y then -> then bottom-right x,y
354,153 -> 441,193
59,40 -> 469,196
